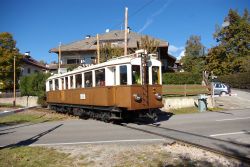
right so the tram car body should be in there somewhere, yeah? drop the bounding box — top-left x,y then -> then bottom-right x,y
46,50 -> 163,121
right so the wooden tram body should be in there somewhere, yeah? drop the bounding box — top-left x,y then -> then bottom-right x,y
46,50 -> 163,121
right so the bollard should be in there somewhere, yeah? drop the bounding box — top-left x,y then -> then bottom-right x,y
198,94 -> 207,112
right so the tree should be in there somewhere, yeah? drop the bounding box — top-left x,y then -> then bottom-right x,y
20,75 -> 35,106
98,35 -> 159,63
206,9 -> 250,75
31,72 -> 50,106
137,35 -> 159,54
20,72 -> 50,107
0,32 -> 22,91
99,43 -> 123,63
181,35 -> 205,73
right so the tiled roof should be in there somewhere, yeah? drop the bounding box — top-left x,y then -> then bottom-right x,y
22,56 -> 48,70
50,30 -> 168,53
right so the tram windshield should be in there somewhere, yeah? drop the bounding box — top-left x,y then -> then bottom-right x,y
132,65 -> 141,84
120,65 -> 127,85
152,66 -> 159,84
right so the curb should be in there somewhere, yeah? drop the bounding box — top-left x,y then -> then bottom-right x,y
0,106 -> 37,117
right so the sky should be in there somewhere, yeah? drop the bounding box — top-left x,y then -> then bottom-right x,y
1,0 -> 249,63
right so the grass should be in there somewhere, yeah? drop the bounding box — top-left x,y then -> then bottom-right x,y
169,107 -> 199,114
0,103 -> 23,108
0,146 -> 74,167
207,107 -> 224,112
0,109 -> 73,126
162,84 -> 210,97
169,106 -> 224,115
0,146 -> 213,167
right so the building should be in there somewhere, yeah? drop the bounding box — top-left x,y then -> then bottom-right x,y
21,53 -> 48,76
49,30 -> 176,72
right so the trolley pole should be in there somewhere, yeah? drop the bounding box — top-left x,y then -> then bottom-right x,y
124,7 -> 128,56
13,55 -> 16,107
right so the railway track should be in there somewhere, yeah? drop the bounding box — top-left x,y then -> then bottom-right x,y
120,122 -> 250,164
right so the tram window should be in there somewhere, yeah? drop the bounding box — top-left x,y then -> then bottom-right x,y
152,66 -> 159,84
132,65 -> 141,84
120,65 -> 127,85
95,69 -> 105,87
70,76 -> 74,89
55,79 -> 59,90
65,77 -> 68,89
75,74 -> 82,88
49,80 -> 53,91
85,71 -> 92,87
61,78 -> 64,90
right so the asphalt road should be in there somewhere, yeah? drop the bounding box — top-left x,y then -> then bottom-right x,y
0,109 -> 249,148
0,89 -> 249,159
215,89 -> 250,110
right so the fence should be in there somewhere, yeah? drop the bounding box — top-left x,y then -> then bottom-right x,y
0,92 -> 21,98
162,84 -> 211,96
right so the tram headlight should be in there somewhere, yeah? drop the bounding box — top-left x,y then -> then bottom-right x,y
133,94 -> 142,102
155,93 -> 162,101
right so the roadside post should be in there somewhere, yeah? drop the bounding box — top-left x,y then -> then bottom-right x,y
198,94 -> 207,112
211,82 -> 215,107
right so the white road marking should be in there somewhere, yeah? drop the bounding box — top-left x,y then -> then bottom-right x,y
28,138 -> 165,147
210,131 -> 250,137
216,117 -> 250,122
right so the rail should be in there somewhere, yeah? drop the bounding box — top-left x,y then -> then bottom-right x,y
121,123 -> 250,164
162,84 -> 211,96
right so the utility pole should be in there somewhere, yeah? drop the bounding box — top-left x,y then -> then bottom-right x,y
58,42 -> 61,74
13,55 -> 16,107
97,34 -> 100,64
124,7 -> 128,56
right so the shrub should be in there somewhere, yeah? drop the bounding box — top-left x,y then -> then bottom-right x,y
20,72 -> 50,106
162,72 -> 202,85
219,72 -> 250,89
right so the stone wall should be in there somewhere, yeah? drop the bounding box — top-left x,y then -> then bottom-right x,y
162,95 -> 213,110
0,95 -> 214,110
0,96 -> 38,107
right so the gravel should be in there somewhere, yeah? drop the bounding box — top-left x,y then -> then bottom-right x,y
47,141 -> 247,167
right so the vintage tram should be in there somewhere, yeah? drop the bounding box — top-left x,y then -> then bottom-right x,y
46,50 -> 163,122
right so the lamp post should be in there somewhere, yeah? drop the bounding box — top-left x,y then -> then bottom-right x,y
13,55 -> 16,107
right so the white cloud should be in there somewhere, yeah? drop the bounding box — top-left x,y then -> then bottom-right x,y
168,45 -> 185,60
168,45 -> 184,54
138,0 -> 171,33
176,50 -> 185,60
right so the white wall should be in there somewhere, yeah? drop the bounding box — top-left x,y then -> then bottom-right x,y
0,96 -> 38,107
162,96 -> 213,110
21,64 -> 45,76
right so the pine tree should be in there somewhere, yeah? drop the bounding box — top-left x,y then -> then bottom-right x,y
206,9 -> 250,75
181,35 -> 205,73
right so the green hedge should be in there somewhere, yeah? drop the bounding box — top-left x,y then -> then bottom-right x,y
162,72 -> 202,85
219,72 -> 250,89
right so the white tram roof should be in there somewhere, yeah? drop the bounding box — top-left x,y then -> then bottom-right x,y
47,51 -> 161,80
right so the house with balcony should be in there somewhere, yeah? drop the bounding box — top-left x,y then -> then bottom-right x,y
49,30 -> 176,72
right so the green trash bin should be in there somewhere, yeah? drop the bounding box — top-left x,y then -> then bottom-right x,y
198,94 -> 207,112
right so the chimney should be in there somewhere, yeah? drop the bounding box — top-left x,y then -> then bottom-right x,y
25,51 -> 30,56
